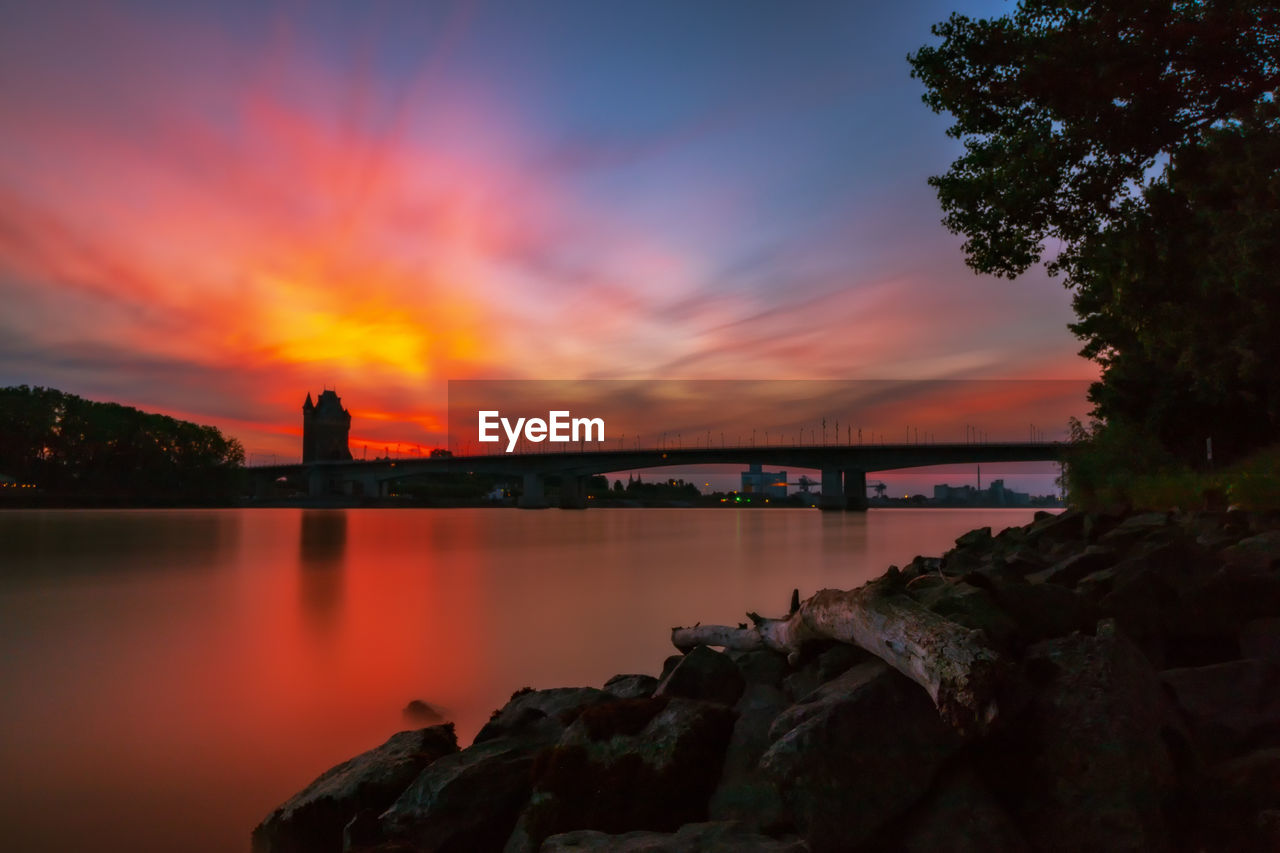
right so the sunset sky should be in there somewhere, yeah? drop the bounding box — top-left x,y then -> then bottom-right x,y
0,0 -> 1095,462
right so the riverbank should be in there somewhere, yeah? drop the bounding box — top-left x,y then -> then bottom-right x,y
254,507 -> 1280,852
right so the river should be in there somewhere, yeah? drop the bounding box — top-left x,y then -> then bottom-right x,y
0,507 -> 1048,852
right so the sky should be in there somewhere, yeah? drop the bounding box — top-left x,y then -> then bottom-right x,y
0,0 -> 1096,477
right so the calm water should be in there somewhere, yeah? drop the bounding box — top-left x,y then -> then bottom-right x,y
0,507 -> 1046,852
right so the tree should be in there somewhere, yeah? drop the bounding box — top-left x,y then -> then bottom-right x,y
0,386 -> 245,501
1069,113 -> 1280,461
909,0 -> 1280,464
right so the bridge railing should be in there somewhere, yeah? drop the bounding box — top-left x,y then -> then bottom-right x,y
245,436 -> 1064,466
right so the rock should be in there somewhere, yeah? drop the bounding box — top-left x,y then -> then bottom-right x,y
604,674 -> 659,700
475,687 -> 614,743
708,683 -> 791,831
1179,510 -> 1233,548
1097,511 -> 1172,547
1022,509 -> 1084,551
1083,506 -> 1129,543
511,696 -> 737,849
989,580 -> 1098,646
379,719 -> 562,853
761,660 -> 959,852
998,550 -> 1051,578
1026,545 -> 1118,587
1221,531 -> 1280,572
981,621 -> 1182,852
727,648 -> 790,689
902,554 -> 942,581
540,821 -> 808,852
655,645 -> 745,706
1099,559 -> 1222,668
913,582 -> 1021,651
811,642 -> 874,683
991,523 -> 1030,556
402,700 -> 446,725
660,654 -> 685,681
1160,659 -> 1280,762
1196,748 -> 1280,852
954,526 -> 994,552
780,642 -> 874,703
252,724 -> 458,853
1191,565 -> 1280,644
893,767 -> 1028,853
1241,618 -> 1280,664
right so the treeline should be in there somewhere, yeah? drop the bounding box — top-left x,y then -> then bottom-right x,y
0,386 -> 245,503
910,1 -> 1280,506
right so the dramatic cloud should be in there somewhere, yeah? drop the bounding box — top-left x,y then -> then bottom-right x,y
0,1 -> 1093,459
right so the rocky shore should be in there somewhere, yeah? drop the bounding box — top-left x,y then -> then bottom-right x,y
253,508 -> 1280,852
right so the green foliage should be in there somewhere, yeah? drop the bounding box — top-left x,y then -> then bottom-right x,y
911,2 -> 1280,467
909,0 -> 1280,279
1061,417 -> 1179,508
1224,444 -> 1280,510
1071,107 -> 1280,463
0,385 -> 245,502
1064,417 -> 1280,510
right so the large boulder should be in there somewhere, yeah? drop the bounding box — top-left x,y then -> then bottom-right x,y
1195,748 -> 1280,852
1021,509 -> 1084,551
509,696 -> 737,849
654,646 -> 745,706
779,642 -> 873,703
1097,512 -> 1172,548
981,621 -> 1183,852
760,660 -> 959,852
378,719 -> 563,853
252,724 -> 458,853
912,582 -> 1021,651
1160,659 -> 1280,762
603,674 -> 659,700
540,821 -> 808,852
1189,565 -> 1280,647
1026,545 -> 1118,587
475,686 -> 614,743
894,767 -> 1028,853
1221,531 -> 1280,573
989,580 -> 1097,646
1241,618 -> 1280,664
728,648 -> 790,689
707,683 -> 791,831
1099,560 -> 1220,668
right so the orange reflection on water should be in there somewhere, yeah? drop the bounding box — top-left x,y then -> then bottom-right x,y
0,506 -> 1050,853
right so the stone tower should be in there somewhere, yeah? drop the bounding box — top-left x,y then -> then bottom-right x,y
302,390 -> 353,462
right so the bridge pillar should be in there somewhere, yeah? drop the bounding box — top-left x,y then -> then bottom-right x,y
252,473 -> 272,499
844,469 -> 868,511
357,474 -> 383,498
819,468 -> 845,511
307,468 -> 328,497
518,472 -> 548,509
558,475 -> 588,510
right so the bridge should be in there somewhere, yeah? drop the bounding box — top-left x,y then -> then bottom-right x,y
248,441 -> 1064,510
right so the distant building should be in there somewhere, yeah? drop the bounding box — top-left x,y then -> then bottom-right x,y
741,463 -> 788,498
933,483 -> 976,503
932,479 -> 1030,506
302,390 -> 353,462
987,478 -> 1031,507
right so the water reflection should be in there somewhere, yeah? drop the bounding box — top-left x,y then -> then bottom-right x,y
0,507 -> 1049,853
0,510 -> 241,582
297,510 -> 347,635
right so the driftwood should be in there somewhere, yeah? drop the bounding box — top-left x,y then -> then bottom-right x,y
672,578 -> 1008,737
